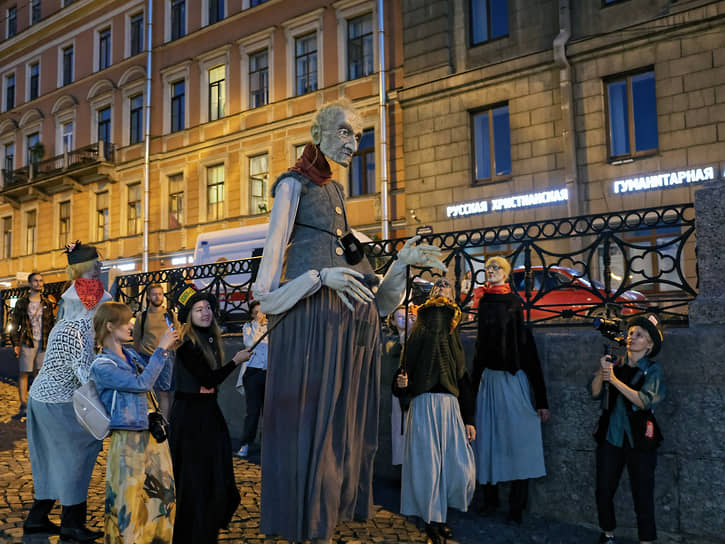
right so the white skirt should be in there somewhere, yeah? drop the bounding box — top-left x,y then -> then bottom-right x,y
401,393 -> 476,523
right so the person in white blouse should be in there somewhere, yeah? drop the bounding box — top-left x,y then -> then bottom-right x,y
253,98 -> 445,544
234,300 -> 268,458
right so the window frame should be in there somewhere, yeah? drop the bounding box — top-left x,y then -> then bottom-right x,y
1,215 -> 12,260
30,0 -> 41,25
348,128 -> 376,197
161,62 -> 190,134
128,11 -> 144,58
238,28 -> 274,110
335,0 -> 378,84
203,0 -> 225,26
168,0 -> 186,42
97,27 -> 112,71
4,73 -> 16,111
167,173 -> 184,229
470,103 -> 513,185
58,200 -> 71,248
469,0 -> 509,47
126,182 -> 142,235
60,43 -> 74,87
283,10 -> 323,98
27,61 -> 40,102
7,6 -> 17,38
24,208 -> 38,255
248,153 -> 269,215
604,68 -> 659,162
95,190 -> 110,241
129,93 -> 144,145
170,80 -> 185,133
206,163 -> 226,222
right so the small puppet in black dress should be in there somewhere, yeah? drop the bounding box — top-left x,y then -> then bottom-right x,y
394,278 -> 476,544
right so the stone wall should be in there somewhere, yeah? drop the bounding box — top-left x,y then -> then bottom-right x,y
218,324 -> 725,544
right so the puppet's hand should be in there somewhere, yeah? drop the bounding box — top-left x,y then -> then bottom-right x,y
397,236 -> 446,271
320,267 -> 374,312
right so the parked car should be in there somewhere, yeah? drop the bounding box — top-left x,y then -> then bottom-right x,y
470,265 -> 646,320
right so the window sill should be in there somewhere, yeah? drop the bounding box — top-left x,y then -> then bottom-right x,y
607,151 -> 658,165
472,175 -> 513,187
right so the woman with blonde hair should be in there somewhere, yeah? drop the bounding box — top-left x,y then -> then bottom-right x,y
90,301 -> 178,543
24,241 -> 111,542
472,256 -> 550,524
169,286 -> 250,543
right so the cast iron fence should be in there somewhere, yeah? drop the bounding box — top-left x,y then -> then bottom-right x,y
0,281 -> 66,344
0,203 -> 698,338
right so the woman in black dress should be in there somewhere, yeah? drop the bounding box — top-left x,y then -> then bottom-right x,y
169,286 -> 249,544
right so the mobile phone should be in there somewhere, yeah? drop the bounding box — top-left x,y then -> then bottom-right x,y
164,314 -> 174,330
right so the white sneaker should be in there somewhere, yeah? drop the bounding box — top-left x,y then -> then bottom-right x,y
235,444 -> 249,458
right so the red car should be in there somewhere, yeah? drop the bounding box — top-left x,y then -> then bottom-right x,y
470,265 -> 646,320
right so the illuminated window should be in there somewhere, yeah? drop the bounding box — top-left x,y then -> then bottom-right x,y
127,183 -> 142,235
96,191 -> 109,241
208,65 -> 225,121
58,200 -> 70,248
168,174 -> 183,228
249,154 -> 268,214
207,164 -> 225,221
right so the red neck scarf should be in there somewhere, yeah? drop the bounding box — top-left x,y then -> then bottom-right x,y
288,143 -> 333,186
74,278 -> 105,310
482,283 -> 512,295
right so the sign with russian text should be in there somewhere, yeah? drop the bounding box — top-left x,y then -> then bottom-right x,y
613,166 -> 715,194
446,188 -> 569,218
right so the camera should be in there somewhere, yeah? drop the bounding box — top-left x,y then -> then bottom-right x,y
148,411 -> 168,443
593,316 -> 626,346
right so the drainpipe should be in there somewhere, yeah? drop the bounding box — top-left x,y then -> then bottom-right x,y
142,0 -> 153,272
377,0 -> 390,239
553,0 -> 580,219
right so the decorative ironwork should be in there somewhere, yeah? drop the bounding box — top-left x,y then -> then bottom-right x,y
0,281 -> 66,345
1,204 -> 697,334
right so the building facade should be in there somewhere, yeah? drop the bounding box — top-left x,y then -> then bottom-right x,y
400,0 -> 724,293
0,0 -> 406,285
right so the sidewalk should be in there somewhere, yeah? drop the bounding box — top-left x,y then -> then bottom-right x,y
0,377 -> 612,544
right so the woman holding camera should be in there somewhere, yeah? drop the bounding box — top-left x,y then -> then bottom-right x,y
169,286 -> 250,544
589,314 -> 665,544
89,301 -> 178,543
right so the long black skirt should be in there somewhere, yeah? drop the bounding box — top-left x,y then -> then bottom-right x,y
169,393 -> 240,544
260,287 -> 381,541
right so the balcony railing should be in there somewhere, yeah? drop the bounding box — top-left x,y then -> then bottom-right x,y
0,142 -> 115,189
108,204 -> 697,332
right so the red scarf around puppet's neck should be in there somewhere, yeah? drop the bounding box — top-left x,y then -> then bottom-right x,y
482,283 -> 512,295
74,278 -> 105,310
288,143 -> 333,186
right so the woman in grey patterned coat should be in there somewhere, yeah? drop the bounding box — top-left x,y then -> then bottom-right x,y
24,242 -> 111,542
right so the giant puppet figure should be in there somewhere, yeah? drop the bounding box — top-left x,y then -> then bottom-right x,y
253,98 -> 445,544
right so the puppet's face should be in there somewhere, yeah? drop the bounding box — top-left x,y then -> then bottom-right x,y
318,109 -> 362,167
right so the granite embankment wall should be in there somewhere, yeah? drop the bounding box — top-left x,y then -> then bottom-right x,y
219,325 -> 725,544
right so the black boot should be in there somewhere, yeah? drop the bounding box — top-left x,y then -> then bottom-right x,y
60,502 -> 102,542
424,522 -> 443,544
23,499 -> 60,534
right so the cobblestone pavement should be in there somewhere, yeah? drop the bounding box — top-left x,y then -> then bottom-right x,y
0,378 -> 616,544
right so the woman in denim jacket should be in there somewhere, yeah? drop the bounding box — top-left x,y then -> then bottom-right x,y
90,301 -> 178,544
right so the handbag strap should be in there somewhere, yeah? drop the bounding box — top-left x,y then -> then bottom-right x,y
129,354 -> 163,415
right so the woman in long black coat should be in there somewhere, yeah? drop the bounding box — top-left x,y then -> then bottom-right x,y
169,286 -> 249,543
472,256 -> 550,524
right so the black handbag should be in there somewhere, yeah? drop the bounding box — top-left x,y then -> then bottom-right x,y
131,356 -> 169,444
